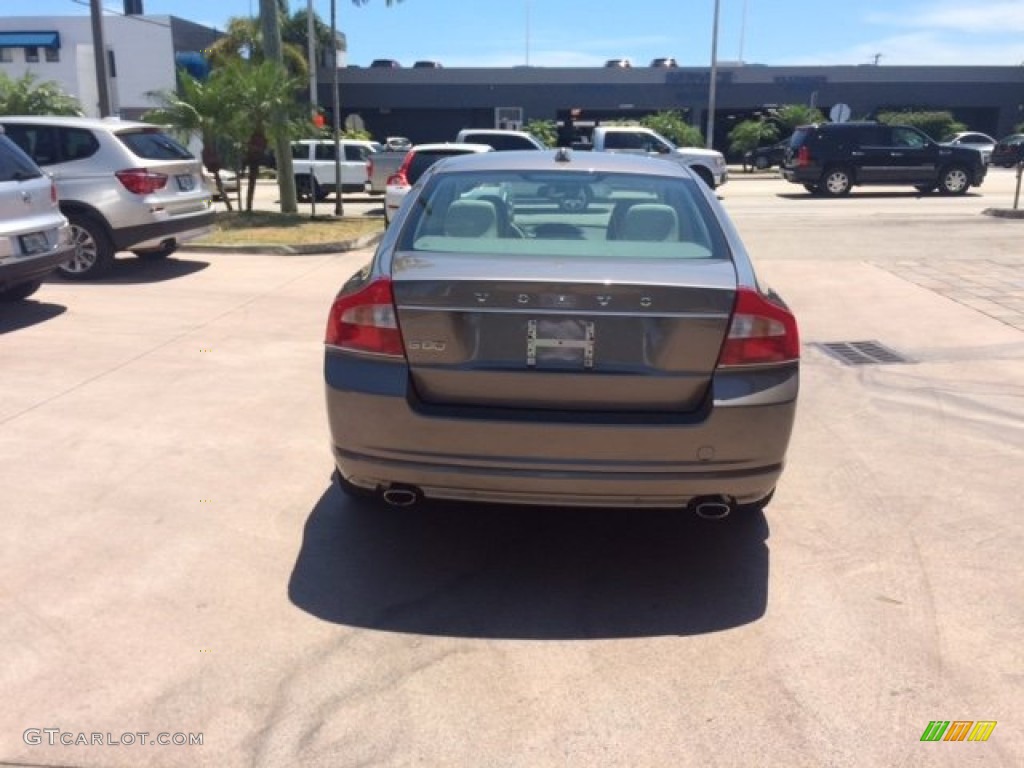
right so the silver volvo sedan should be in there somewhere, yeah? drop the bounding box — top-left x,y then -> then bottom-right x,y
324,149 -> 799,518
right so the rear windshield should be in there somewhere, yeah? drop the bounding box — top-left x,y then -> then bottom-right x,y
117,129 -> 193,160
397,170 -> 728,260
0,135 -> 43,181
407,150 -> 474,185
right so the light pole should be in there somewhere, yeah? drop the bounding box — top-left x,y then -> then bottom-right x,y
525,0 -> 531,66
89,0 -> 111,116
308,0 -> 317,111
706,0 -> 721,150
331,0 -> 343,216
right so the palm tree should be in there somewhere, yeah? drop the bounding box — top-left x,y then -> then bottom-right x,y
218,59 -> 308,211
206,16 -> 309,78
0,72 -> 81,116
144,72 -> 237,209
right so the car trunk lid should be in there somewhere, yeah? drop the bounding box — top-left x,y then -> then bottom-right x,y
392,252 -> 736,412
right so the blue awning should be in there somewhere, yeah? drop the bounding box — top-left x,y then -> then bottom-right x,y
0,31 -> 61,49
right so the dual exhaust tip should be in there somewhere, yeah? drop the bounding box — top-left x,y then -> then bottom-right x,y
379,484 -> 734,520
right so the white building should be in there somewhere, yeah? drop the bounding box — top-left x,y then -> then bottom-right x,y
0,11 -> 220,119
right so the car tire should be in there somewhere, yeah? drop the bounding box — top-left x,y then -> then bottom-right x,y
693,167 -> 715,189
803,183 -> 820,194
332,469 -> 376,501
133,241 -> 177,260
736,488 -> 775,515
295,174 -> 318,203
59,213 -> 115,280
821,167 -> 853,196
938,166 -> 970,195
0,280 -> 42,302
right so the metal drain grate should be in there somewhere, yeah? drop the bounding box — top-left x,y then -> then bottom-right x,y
813,340 -> 911,366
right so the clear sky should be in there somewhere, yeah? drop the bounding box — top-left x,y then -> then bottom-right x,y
10,0 -> 1024,68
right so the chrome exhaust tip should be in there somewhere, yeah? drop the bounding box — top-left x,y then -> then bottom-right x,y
381,485 -> 421,507
692,497 -> 733,520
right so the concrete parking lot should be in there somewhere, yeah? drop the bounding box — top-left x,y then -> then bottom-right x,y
1,170 -> 1021,767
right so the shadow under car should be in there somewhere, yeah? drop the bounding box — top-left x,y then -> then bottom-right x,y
288,482 -> 771,640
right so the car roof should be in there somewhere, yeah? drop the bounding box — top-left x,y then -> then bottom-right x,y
422,148 -> 689,177
411,142 -> 493,153
0,115 -> 162,132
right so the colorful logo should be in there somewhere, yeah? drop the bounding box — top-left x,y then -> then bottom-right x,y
920,721 -> 997,742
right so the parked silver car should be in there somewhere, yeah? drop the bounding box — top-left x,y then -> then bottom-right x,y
942,131 -> 996,164
0,129 -> 74,301
0,116 -> 214,280
324,150 -> 800,516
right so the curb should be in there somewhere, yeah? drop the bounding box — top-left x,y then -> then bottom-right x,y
179,231 -> 384,255
982,208 -> 1024,219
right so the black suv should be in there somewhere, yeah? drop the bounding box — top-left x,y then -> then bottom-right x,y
782,122 -> 986,196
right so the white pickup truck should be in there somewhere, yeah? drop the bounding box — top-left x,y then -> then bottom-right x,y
289,140 -> 372,201
577,126 -> 728,189
455,129 -> 548,151
455,126 -> 727,189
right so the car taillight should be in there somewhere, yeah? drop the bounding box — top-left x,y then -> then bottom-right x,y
115,168 -> 168,195
717,288 -> 800,367
386,172 -> 408,187
796,146 -> 811,168
325,277 -> 405,357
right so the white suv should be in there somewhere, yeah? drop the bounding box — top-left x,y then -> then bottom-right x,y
0,116 -> 214,280
290,140 -> 372,202
0,129 -> 74,301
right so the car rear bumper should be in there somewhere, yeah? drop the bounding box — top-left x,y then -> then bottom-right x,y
325,352 -> 797,508
0,243 -> 75,290
111,210 -> 216,252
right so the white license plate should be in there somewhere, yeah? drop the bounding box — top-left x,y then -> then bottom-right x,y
19,231 -> 49,255
176,174 -> 196,191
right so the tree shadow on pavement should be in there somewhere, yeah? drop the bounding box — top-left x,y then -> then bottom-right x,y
288,482 -> 770,639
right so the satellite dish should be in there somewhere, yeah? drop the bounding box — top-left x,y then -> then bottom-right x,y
830,103 -> 852,123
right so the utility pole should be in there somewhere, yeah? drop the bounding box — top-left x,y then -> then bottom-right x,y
308,0 -> 317,113
260,0 -> 298,213
331,0 -> 343,216
307,0 -> 318,218
706,0 -> 721,150
89,0 -> 112,116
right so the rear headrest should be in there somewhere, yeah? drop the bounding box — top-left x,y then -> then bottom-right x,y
444,199 -> 498,237
618,203 -> 679,241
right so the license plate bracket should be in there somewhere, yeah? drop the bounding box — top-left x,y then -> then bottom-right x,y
526,318 -> 595,369
176,174 -> 195,191
19,231 -> 49,255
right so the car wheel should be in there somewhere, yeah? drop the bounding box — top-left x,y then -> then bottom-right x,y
754,156 -> 769,171
0,280 -> 42,302
693,167 -> 715,189
133,241 -> 177,260
821,167 -> 853,196
803,183 -> 820,194
735,489 -> 775,515
938,166 -> 970,195
295,175 -> 316,203
332,469 -> 376,501
914,184 -> 935,194
59,213 -> 114,280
